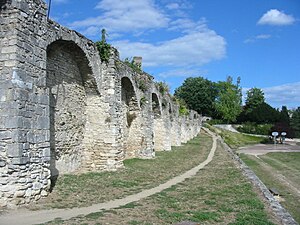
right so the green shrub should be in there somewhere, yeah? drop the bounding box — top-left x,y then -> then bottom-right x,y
207,119 -> 226,125
95,29 -> 111,64
156,81 -> 170,96
237,123 -> 272,135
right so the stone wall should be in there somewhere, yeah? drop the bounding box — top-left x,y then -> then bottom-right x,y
0,0 -> 202,208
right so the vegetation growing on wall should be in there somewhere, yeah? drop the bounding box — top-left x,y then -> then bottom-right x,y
124,57 -> 142,73
96,29 -> 111,64
140,96 -> 147,107
175,98 -> 189,116
155,81 -> 169,96
137,79 -> 147,92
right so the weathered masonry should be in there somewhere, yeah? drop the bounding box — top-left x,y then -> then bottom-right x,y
0,0 -> 202,207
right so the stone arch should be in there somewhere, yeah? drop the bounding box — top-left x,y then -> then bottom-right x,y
121,76 -> 144,158
47,40 -> 93,178
151,93 -> 161,118
45,22 -> 102,91
121,77 -> 138,110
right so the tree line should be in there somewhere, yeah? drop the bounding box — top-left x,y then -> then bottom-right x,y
174,76 -> 300,138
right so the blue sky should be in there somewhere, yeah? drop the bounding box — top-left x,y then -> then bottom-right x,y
48,0 -> 300,109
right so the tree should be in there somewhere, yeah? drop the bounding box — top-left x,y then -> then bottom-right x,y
214,76 -> 242,123
291,107 -> 300,138
245,87 -> 265,113
246,102 -> 280,123
174,77 -> 218,116
279,106 -> 290,125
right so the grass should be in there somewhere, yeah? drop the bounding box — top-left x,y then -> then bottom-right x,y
40,137 -> 277,225
240,153 -> 300,223
31,133 -> 212,209
204,123 -> 267,149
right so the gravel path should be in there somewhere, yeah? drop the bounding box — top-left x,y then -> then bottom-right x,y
0,128 -> 217,225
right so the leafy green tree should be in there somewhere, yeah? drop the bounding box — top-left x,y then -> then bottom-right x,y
214,76 -> 242,123
174,77 -> 218,116
245,87 -> 265,113
291,107 -> 300,137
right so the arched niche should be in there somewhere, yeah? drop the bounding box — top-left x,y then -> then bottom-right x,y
121,77 -> 143,158
121,77 -> 138,126
46,40 -> 93,178
152,93 -> 161,118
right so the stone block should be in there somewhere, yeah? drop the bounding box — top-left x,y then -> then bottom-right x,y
0,177 -> 8,185
11,157 -> 29,165
38,94 -> 49,105
7,143 -> 23,157
32,182 -> 41,191
0,130 -> 11,140
5,116 -> 22,129
42,148 -> 50,158
35,116 -> 49,129
14,190 -> 25,197
41,190 -> 48,197
0,160 -> 6,167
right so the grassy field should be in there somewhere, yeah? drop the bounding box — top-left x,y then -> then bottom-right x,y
205,124 -> 267,149
31,133 -> 212,209
38,132 -> 278,225
240,152 -> 300,223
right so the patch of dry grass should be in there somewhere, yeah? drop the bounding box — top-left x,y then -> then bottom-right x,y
31,132 -> 212,209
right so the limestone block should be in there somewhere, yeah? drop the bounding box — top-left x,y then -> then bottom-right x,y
0,160 -> 6,167
0,130 -> 11,140
25,188 -> 32,197
35,116 -> 49,129
41,190 -> 48,197
0,177 -> 8,185
7,143 -> 23,157
14,190 -> 25,197
11,157 -> 29,165
0,198 -> 7,207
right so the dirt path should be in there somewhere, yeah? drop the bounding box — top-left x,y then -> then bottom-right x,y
0,128 -> 217,225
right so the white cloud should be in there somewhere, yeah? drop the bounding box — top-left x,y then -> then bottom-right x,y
71,0 -> 169,35
244,34 -> 271,43
168,18 -> 207,33
256,34 -> 271,39
165,0 -> 192,17
166,3 -> 180,10
263,82 -> 300,108
258,9 -> 295,26
243,83 -> 300,108
112,27 -> 226,67
157,68 -> 207,78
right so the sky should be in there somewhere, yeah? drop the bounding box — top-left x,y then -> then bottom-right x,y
47,0 -> 300,109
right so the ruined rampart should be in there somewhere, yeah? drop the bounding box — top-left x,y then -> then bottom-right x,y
0,0 -> 202,207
